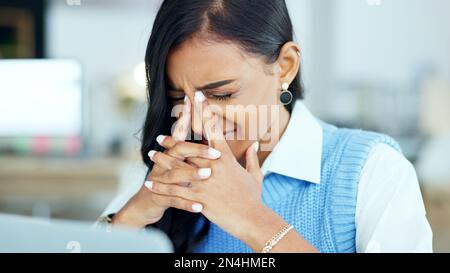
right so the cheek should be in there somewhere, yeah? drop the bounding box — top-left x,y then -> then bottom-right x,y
219,82 -> 278,140
254,76 -> 279,104
219,78 -> 279,157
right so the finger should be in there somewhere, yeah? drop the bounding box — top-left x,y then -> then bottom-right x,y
156,135 -> 221,160
157,135 -> 221,159
186,157 -> 213,168
171,142 -> 221,160
172,96 -> 192,142
194,91 -> 233,155
144,180 -> 195,200
148,150 -> 191,170
149,167 -> 212,184
148,189 -> 203,213
245,142 -> 263,183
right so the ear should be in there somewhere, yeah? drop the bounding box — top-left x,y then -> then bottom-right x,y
275,42 -> 301,85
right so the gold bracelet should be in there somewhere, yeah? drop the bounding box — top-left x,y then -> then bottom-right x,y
93,214 -> 114,233
261,224 -> 294,253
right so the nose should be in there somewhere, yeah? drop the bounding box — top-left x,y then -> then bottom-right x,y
190,91 -> 227,141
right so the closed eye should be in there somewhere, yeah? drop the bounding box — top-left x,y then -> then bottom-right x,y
170,96 -> 185,102
210,93 -> 232,101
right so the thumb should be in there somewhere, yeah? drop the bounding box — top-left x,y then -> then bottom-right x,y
246,142 -> 263,183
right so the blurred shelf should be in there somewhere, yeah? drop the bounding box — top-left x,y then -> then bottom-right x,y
0,156 -> 126,220
0,156 -> 124,201
422,183 -> 450,253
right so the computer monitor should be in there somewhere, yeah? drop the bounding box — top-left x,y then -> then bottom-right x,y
0,59 -> 83,155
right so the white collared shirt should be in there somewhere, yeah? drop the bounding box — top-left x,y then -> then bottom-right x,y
103,102 -> 433,253
261,102 -> 433,253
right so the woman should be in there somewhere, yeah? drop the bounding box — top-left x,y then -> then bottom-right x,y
100,0 -> 433,253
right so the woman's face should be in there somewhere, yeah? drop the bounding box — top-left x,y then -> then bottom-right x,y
166,37 -> 295,161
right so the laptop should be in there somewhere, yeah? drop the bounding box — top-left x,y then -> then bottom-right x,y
0,214 -> 173,253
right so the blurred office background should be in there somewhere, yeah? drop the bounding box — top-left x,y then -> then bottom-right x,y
0,0 -> 449,251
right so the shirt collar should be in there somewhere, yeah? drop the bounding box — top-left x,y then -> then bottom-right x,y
260,101 -> 323,184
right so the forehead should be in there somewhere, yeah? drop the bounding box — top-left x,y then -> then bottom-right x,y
166,38 -> 256,89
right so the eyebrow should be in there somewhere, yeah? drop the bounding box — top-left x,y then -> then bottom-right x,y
168,79 -> 236,91
198,79 -> 236,90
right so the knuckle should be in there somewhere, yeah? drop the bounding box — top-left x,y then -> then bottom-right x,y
191,186 -> 203,196
168,197 -> 178,208
150,194 -> 161,205
167,144 -> 184,160
172,159 -> 186,169
152,151 -> 161,162
166,185 -> 176,196
151,166 -> 163,175
167,171 -> 176,181
173,142 -> 183,151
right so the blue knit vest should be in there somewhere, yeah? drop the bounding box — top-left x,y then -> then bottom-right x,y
192,121 -> 401,253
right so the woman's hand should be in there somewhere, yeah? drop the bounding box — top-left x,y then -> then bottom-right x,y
147,93 -> 268,244
112,97 -> 222,228
147,94 -> 318,253
112,143 -> 221,228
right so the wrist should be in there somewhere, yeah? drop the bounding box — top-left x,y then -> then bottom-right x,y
112,207 -> 147,228
112,195 -> 163,228
238,203 -> 288,252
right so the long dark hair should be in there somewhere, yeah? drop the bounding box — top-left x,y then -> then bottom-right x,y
142,0 -> 304,253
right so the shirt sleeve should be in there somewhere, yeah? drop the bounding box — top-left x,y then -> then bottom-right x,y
100,164 -> 147,217
101,184 -> 141,217
355,143 -> 433,253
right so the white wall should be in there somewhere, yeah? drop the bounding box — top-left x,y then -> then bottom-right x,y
333,0 -> 450,83
46,0 -> 160,155
288,0 -> 336,113
292,0 -> 450,127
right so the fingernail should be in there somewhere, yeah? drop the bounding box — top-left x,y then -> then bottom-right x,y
253,142 -> 260,153
208,148 -> 221,159
194,91 -> 206,102
156,135 -> 166,145
144,181 -> 153,190
198,168 -> 212,179
184,95 -> 189,102
148,150 -> 156,160
192,203 -> 203,213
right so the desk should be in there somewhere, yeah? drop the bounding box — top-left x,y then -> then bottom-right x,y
0,156 -> 124,220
